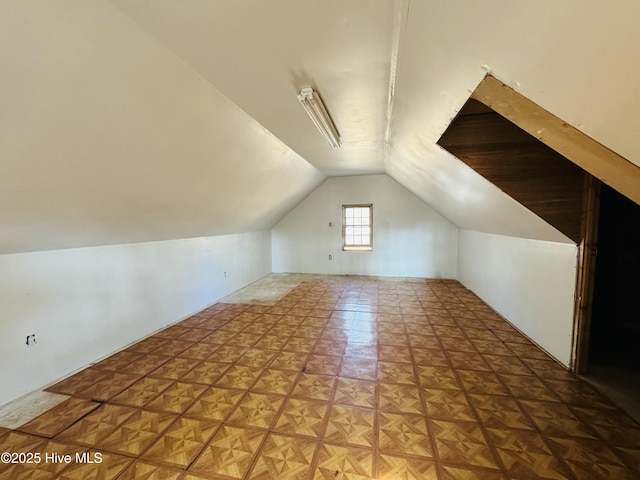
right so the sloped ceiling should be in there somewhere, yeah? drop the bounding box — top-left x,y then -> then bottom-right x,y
2,0 -> 639,254
109,0 -> 397,177
387,0 -> 640,243
0,1 -> 324,254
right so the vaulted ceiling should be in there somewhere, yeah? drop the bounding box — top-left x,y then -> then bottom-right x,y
2,0 -> 639,254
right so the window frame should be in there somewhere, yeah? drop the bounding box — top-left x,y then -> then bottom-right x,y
342,204 -> 373,251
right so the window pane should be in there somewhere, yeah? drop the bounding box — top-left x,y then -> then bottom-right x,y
343,205 -> 372,250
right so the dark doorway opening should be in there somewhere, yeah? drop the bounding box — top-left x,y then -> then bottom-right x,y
582,184 -> 640,423
449,76 -> 640,420
589,184 -> 640,370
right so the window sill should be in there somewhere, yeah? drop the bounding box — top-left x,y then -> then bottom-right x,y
343,246 -> 373,252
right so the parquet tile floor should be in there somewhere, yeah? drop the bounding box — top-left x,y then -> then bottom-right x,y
1,277 -> 640,479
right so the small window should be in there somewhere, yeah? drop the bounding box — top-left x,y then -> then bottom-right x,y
343,204 -> 373,251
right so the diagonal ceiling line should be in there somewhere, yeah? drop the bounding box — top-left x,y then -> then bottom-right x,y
105,0 -> 316,172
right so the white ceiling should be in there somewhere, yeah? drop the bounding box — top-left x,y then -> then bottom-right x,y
2,0 -> 639,254
109,0 -> 398,177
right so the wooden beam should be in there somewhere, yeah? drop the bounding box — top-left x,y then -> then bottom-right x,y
572,175 -> 601,373
471,75 -> 640,206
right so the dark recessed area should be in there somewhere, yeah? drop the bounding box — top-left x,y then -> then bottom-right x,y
438,99 -> 587,243
590,184 -> 640,370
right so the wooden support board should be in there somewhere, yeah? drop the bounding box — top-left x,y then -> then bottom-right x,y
472,75 -> 640,206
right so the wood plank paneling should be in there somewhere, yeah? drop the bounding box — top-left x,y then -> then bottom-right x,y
438,100 -> 585,243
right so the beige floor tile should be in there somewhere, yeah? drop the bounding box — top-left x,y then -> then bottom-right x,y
378,411 -> 433,458
118,460 -> 183,480
142,417 -> 219,468
291,373 -> 336,401
247,433 -> 317,479
487,427 -> 572,479
18,397 -> 99,438
96,409 -> 177,456
226,392 -> 285,429
423,388 -> 476,422
468,393 -> 536,430
57,450 -> 132,480
109,377 -> 173,408
377,454 -> 439,480
378,383 -> 424,414
324,405 -> 375,448
378,361 -> 418,385
189,425 -> 265,479
333,378 -> 377,409
312,444 -> 374,480
431,419 -> 500,470
251,368 -> 297,395
273,398 -> 328,438
183,386 -> 245,422
55,404 -> 138,447
144,381 -> 207,414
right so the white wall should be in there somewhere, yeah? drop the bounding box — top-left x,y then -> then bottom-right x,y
457,229 -> 578,366
272,175 -> 458,278
0,231 -> 271,407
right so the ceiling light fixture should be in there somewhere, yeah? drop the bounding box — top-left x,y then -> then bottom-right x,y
297,87 -> 341,148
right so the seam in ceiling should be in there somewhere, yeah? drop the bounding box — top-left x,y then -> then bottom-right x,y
383,0 -> 411,169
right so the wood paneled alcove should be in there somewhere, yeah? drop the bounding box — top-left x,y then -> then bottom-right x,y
438,98 -> 586,243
